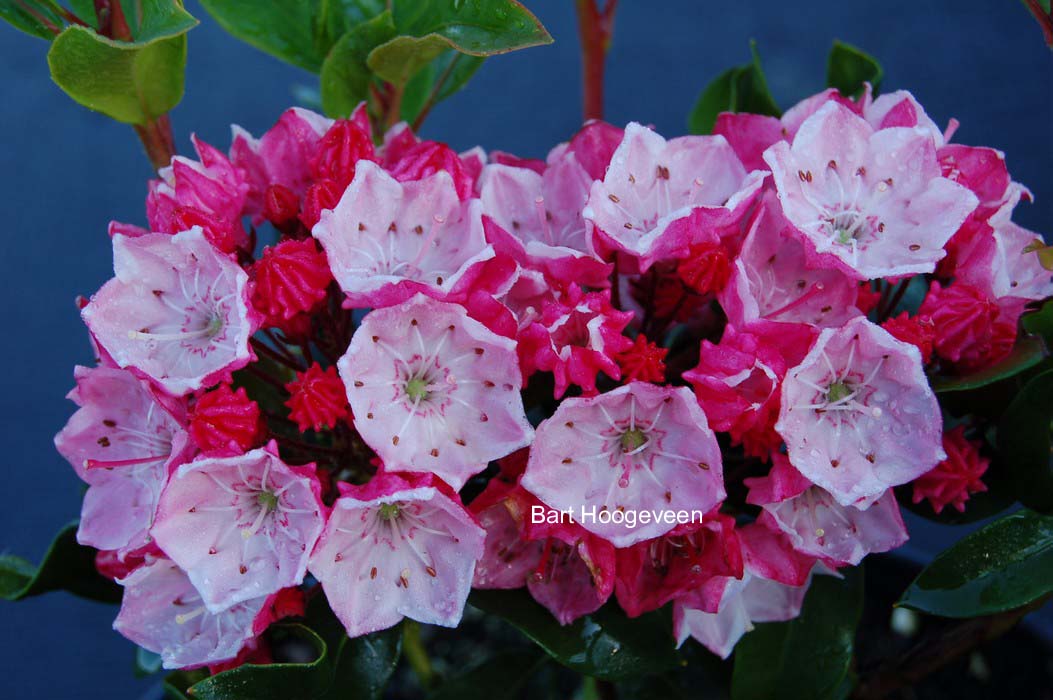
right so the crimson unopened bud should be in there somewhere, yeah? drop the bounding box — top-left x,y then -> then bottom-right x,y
172,206 -> 245,254
263,183 -> 300,226
299,178 -> 342,229
310,119 -> 375,190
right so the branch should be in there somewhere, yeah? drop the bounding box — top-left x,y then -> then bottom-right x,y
852,597 -> 1050,699
132,114 -> 176,171
573,0 -> 618,121
1024,0 -> 1053,48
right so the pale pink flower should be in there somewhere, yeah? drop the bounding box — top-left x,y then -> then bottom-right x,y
776,316 -> 945,508
764,102 -> 978,279
746,454 -> 908,566
478,147 -> 610,286
230,107 -> 333,202
583,122 -> 765,268
150,443 -> 325,612
113,557 -> 269,669
82,227 -> 258,396
339,294 -> 533,489
719,193 -> 862,328
314,161 -> 496,308
148,135 -> 249,233
521,382 -> 725,547
673,523 -> 821,659
55,365 -> 192,557
308,471 -> 485,637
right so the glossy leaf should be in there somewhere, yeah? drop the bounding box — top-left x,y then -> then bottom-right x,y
367,0 -> 550,86
826,40 -> 883,97
998,370 -> 1053,513
188,624 -> 331,700
930,335 -> 1046,393
319,11 -> 396,118
400,50 -> 485,125
319,626 -> 402,700
0,0 -> 65,39
429,649 -> 547,700
198,0 -> 382,73
0,521 -> 121,603
687,41 -> 780,135
47,25 -> 188,124
731,569 -> 864,700
899,509 -> 1053,617
1022,300 -> 1053,347
469,589 -> 680,681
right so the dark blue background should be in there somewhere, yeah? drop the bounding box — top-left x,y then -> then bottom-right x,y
1,1 -> 1050,697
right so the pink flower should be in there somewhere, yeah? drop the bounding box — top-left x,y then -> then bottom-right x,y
567,120 -> 623,181
517,285 -> 634,398
763,102 -> 978,280
188,384 -> 264,456
252,238 -> 333,323
684,325 -> 787,459
470,478 -> 545,589
285,363 -> 350,433
151,443 -> 325,611
339,294 -> 533,490
521,382 -> 726,547
954,218 -> 1053,304
386,139 -> 475,201
147,135 -> 249,253
308,471 -> 485,636
673,523 -> 821,659
584,123 -> 765,268
478,155 -> 611,286
746,454 -> 908,566
113,557 -> 270,669
82,228 -> 258,395
912,426 -> 990,514
719,194 -> 862,329
55,365 -> 193,557
614,511 -> 742,618
776,316 -> 944,508
313,161 -> 495,308
231,108 -> 333,202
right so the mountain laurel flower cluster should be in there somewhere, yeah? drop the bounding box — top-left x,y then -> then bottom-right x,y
56,88 -> 1051,670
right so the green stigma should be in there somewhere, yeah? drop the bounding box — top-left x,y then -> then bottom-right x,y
405,377 -> 429,402
378,503 -> 401,521
826,381 -> 853,403
205,313 -> 224,338
257,491 -> 278,511
620,428 -> 648,453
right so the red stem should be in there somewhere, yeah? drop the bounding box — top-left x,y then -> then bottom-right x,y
574,0 -> 618,122
133,114 -> 176,171
1024,0 -> 1053,47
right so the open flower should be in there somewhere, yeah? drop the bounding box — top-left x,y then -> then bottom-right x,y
113,557 -> 271,669
55,365 -> 193,558
764,101 -> 978,279
776,316 -> 944,508
82,228 -> 258,396
584,122 -> 765,268
339,294 -> 533,489
746,454 -> 908,566
308,471 -> 485,637
521,382 -> 725,547
314,160 -> 496,308
151,443 -> 325,611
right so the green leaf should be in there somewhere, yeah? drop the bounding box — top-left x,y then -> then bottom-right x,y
367,0 -> 551,86
899,509 -> 1053,617
0,521 -> 121,603
1022,299 -> 1053,347
998,370 -> 1053,513
930,335 -> 1046,393
731,569 -> 864,700
470,589 -> 680,681
429,649 -> 546,700
319,625 -> 402,700
826,40 -> 883,97
400,50 -> 485,124
47,22 -> 189,124
0,0 -> 65,39
319,10 -> 396,118
162,669 -> 208,700
687,41 -> 780,135
188,624 -> 331,700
